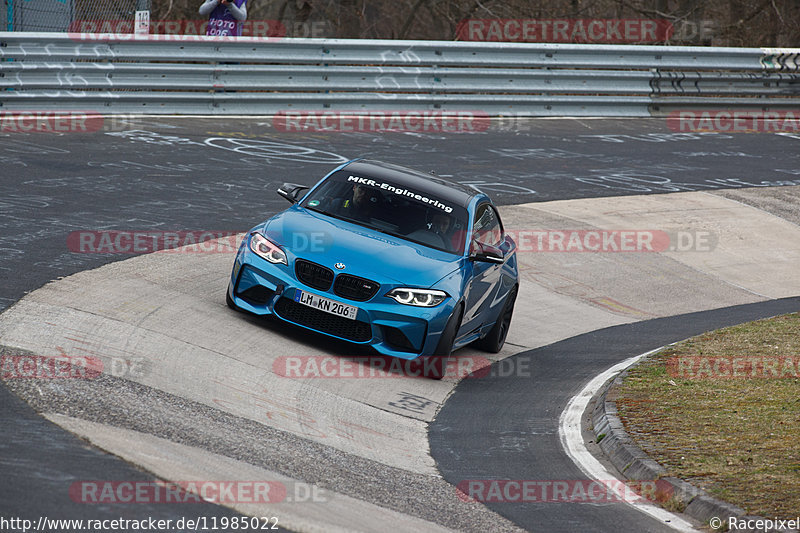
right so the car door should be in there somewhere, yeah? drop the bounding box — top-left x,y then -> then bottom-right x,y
460,203 -> 506,335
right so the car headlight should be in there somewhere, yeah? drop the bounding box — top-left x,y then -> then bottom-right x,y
386,288 -> 447,307
249,232 -> 287,265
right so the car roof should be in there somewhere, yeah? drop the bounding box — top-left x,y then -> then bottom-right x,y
343,159 -> 478,208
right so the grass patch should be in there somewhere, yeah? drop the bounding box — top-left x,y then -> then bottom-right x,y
615,312 -> 800,518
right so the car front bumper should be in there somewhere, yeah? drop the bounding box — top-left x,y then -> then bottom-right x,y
228,247 -> 456,360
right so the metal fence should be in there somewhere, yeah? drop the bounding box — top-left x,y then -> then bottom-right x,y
0,32 -> 798,116
4,0 -> 150,32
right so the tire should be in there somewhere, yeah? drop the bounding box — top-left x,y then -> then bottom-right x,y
478,286 -> 517,353
427,304 -> 463,380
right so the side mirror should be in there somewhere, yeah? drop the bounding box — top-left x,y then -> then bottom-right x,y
277,183 -> 309,204
469,240 -> 505,264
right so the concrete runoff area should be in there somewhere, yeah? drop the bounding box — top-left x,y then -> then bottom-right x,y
45,414 -> 458,533
1,186 -> 800,531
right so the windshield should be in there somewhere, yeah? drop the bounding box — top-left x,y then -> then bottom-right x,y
301,170 -> 469,254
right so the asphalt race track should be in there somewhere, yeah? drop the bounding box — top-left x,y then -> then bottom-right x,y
432,298 -> 800,533
2,117 -> 800,532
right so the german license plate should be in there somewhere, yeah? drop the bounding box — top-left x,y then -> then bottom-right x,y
295,290 -> 358,320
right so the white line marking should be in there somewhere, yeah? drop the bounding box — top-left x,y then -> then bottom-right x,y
558,347 -> 698,532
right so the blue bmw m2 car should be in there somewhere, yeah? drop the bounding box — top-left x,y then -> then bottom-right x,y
227,159 -> 518,378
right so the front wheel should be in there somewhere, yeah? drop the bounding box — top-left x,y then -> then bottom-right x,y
478,286 -> 517,353
427,305 -> 463,380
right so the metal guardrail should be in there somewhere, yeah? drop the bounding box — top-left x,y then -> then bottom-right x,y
1,32 -> 799,115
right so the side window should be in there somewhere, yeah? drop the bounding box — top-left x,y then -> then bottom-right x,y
472,203 -> 503,248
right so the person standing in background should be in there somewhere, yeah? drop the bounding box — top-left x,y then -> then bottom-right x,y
199,0 -> 248,36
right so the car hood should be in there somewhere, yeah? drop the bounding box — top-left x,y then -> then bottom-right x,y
258,206 -> 461,287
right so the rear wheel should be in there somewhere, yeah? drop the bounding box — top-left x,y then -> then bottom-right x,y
478,286 -> 517,353
428,305 -> 463,380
